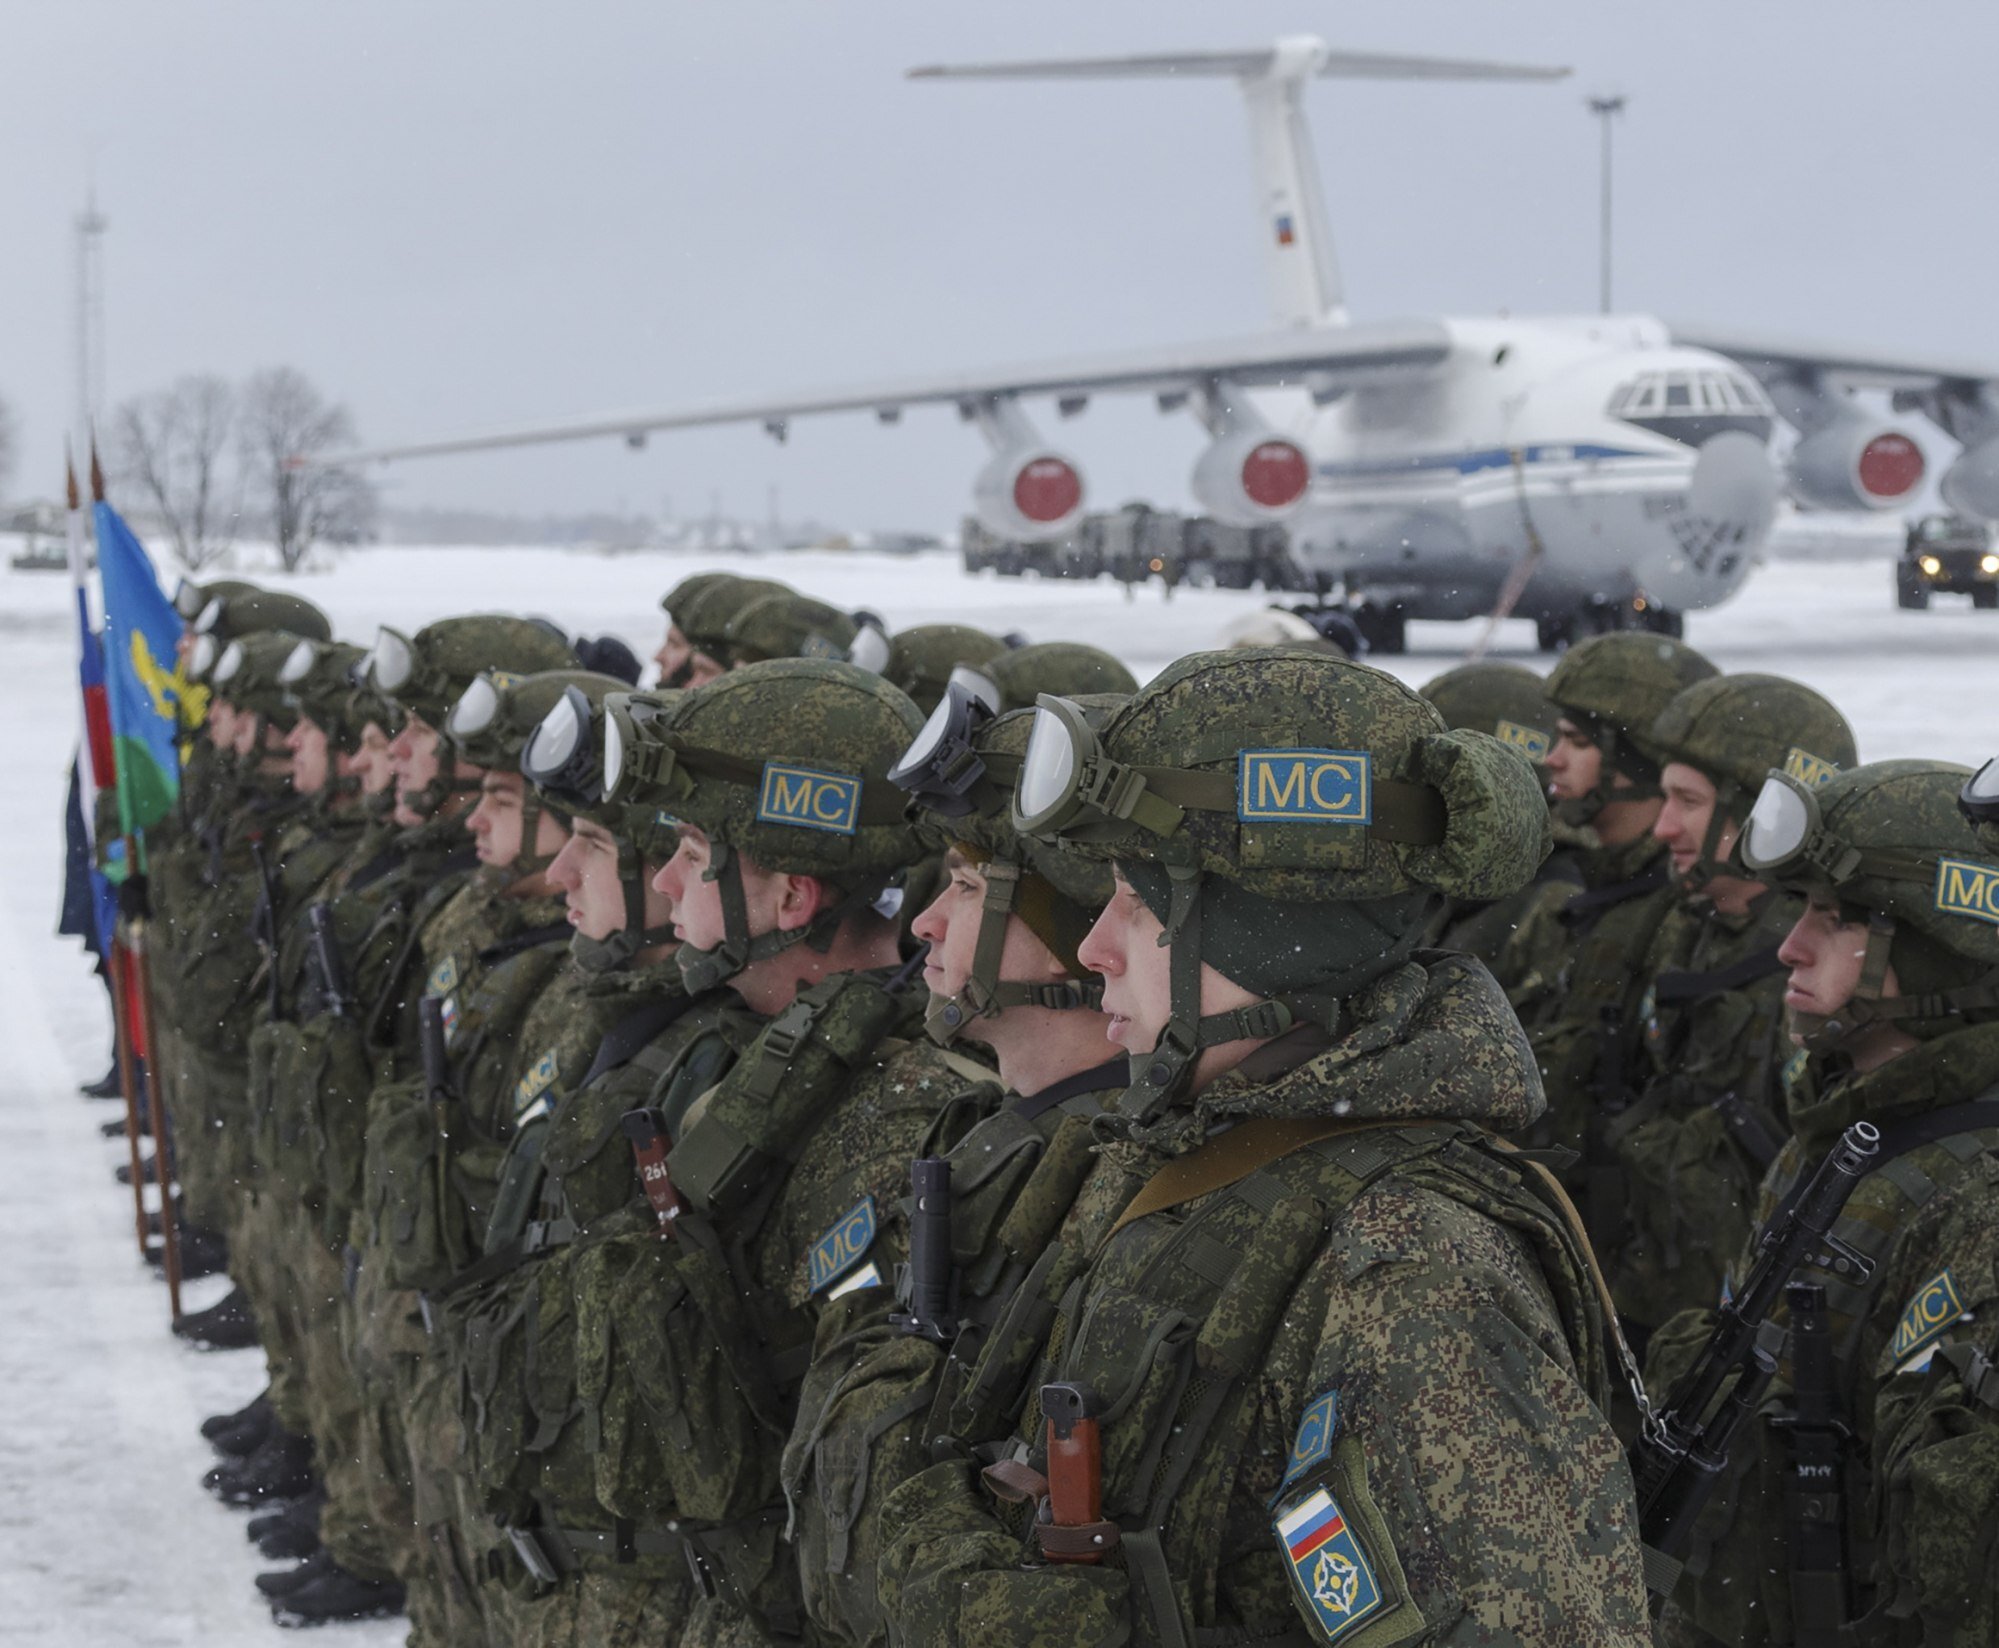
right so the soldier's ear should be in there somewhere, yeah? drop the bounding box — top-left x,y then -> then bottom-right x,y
773,872 -> 836,933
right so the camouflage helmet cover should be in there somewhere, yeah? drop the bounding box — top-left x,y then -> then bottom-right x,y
280,639 -> 370,747
197,589 -> 333,644
1651,672 -> 1857,804
981,641 -> 1138,712
1542,631 -> 1717,768
660,570 -> 729,620
673,575 -> 791,661
647,658 -> 925,885
177,576 -> 261,622
386,615 -> 577,726
1048,649 -> 1551,905
883,623 -> 1010,714
448,668 -> 631,772
214,630 -> 306,727
723,590 -> 859,667
1419,660 -> 1562,767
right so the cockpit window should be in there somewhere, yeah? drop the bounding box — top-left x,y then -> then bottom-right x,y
1607,367 -> 1776,446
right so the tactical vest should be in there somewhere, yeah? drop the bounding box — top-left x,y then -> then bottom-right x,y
977,1119 -> 1616,1648
1674,1092 -> 1999,1647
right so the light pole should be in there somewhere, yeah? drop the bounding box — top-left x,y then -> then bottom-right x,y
73,189 -> 109,456
1587,95 -> 1625,314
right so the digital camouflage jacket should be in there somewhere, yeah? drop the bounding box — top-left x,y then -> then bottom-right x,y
1600,887 -> 1801,1336
781,1055 -> 1128,1646
1648,1020 -> 1999,1647
876,953 -> 1649,1648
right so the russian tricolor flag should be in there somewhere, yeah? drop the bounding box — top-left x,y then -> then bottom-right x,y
1278,1488 -> 1347,1562
1274,214 -> 1296,246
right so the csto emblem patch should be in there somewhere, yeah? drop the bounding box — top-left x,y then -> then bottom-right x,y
1237,749 -> 1371,825
512,1049 -> 560,1124
1275,1486 -> 1383,1641
808,1197 -> 879,1296
426,955 -> 460,998
1281,1391 -> 1339,1491
1783,747 -> 1840,789
758,762 -> 861,837
1495,719 -> 1552,762
1935,858 -> 1999,927
1891,1269 -> 1966,1369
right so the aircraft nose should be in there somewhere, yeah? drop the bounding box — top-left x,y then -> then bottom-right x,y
1688,429 -> 1781,539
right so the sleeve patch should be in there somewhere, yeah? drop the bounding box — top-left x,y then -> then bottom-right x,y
426,955 -> 459,997
1891,1269 -> 1968,1365
1275,1486 -> 1385,1642
512,1048 -> 560,1123
808,1196 -> 878,1294
1281,1390 -> 1339,1491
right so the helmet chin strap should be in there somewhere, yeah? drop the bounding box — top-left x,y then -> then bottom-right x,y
1561,722 -> 1661,826
403,752 -> 483,821
1788,912 -> 1999,1052
1106,865 -> 1336,1138
572,833 -> 674,975
923,857 -> 1102,1046
1673,781 -> 1742,895
675,841 -> 896,996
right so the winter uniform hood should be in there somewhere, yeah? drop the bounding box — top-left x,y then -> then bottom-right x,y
1130,951 -> 1544,1156
1786,1019 -> 1999,1156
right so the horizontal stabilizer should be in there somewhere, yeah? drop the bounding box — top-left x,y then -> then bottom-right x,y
908,42 -> 1569,85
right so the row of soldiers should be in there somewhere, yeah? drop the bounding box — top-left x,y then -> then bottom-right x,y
114,562 -> 1997,1646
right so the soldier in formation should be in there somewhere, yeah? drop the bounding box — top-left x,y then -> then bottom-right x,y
91,566 -> 1995,1645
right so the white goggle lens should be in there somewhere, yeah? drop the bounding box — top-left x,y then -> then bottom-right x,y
1742,777 -> 1811,869
1967,757 -> 1999,805
370,628 -> 415,691
604,713 -> 627,798
448,675 -> 500,738
215,640 -> 247,685
1016,705 -> 1080,822
531,697 -> 582,774
196,596 -> 226,635
279,640 -> 318,685
190,634 -> 219,678
949,664 -> 1001,716
847,624 -> 891,676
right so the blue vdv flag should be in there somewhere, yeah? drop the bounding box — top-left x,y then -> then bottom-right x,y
93,501 -> 184,841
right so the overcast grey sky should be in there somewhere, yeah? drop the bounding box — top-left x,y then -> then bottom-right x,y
4,2 -> 1996,533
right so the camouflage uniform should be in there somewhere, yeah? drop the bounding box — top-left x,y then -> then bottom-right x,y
1647,760 -> 1999,1645
877,651 -> 1647,1647
1598,674 -> 1857,1341
1494,633 -> 1716,1184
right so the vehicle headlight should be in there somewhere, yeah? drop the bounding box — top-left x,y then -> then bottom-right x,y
1981,553 -> 1999,575
1920,555 -> 1943,576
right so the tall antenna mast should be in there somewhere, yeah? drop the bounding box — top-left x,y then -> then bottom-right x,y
73,188 -> 110,457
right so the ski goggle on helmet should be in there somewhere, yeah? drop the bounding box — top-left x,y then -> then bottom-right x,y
363,625 -> 456,709
521,684 -> 608,804
279,640 -> 320,686
445,672 -> 505,740
887,677 -> 1006,818
1012,692 -> 1228,840
845,617 -> 892,676
1738,769 -> 1934,887
1963,758 -> 1999,827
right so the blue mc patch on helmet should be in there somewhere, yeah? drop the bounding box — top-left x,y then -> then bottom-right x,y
1237,749 -> 1372,825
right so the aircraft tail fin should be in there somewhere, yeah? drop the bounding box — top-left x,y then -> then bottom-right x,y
912,38 -> 1568,331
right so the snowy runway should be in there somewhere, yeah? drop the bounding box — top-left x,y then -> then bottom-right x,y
0,540 -> 1991,1643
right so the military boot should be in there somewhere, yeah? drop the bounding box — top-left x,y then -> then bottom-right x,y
202,1429 -> 315,1506
147,1226 -> 229,1281
249,1484 -> 326,1562
202,1388 -> 271,1441
268,1565 -> 405,1629
100,1111 -> 149,1139
256,1546 -> 336,1599
206,1392 -> 275,1459
172,1285 -> 259,1350
114,1141 -> 173,1186
80,1061 -> 125,1098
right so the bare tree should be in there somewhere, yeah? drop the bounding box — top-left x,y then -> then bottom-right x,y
0,393 -> 18,501
107,375 -> 239,569
239,366 -> 376,569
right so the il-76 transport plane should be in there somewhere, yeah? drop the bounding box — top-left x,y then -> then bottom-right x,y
340,37 -> 1999,651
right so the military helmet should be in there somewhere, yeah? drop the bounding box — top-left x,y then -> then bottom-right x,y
889,687 -> 1122,1043
673,576 -> 790,667
175,576 -> 260,624
882,624 -> 1012,715
971,641 -> 1138,713
1651,672 -> 1857,891
661,570 -> 728,621
723,591 -> 859,668
194,588 -> 332,644
447,668 -> 630,772
278,638 -> 371,751
1963,758 -> 1999,854
364,615 -> 576,728
603,659 -> 924,992
1736,758 -> 1999,1047
1541,631 -> 1716,813
1419,660 -> 1562,768
213,630 -> 305,730
1013,649 -> 1551,1127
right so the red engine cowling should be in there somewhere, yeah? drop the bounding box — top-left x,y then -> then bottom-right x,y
1788,412 -> 1926,511
972,447 -> 1085,541
1190,431 -> 1313,527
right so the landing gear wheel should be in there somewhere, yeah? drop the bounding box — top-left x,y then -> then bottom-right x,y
1638,606 -> 1685,638
1352,603 -> 1407,655
1896,564 -> 1930,610
1534,614 -> 1573,653
1973,585 -> 1998,610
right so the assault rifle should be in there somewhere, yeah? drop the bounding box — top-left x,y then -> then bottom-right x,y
250,838 -> 283,1020
1631,1118 -> 1880,1599
307,902 -> 351,1019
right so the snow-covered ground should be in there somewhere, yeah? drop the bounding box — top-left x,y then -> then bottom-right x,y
0,541 -> 1993,1645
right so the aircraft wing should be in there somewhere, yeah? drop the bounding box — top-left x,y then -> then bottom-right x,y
331,319 -> 1452,465
1671,323 -> 1999,392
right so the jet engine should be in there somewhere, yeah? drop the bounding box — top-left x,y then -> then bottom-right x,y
1939,435 -> 1999,521
1190,431 -> 1313,527
1787,409 -> 1927,511
971,447 -> 1085,541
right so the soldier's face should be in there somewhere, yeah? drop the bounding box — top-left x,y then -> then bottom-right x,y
343,723 -> 395,796
468,773 -> 568,869
549,817 -> 656,938
1545,719 -> 1603,801
653,826 -> 729,951
653,621 -> 693,688
910,851 -> 1068,1030
1079,868 -> 1259,1059
1777,895 -> 1899,1024
686,650 -> 727,688
1654,762 -> 1737,873
206,699 -> 239,750
228,704 -> 261,758
389,713 -> 442,823
287,716 -> 332,796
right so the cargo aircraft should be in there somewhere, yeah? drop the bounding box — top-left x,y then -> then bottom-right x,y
341,38 -> 1999,651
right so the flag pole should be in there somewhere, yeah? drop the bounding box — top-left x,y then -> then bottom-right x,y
66,446 -> 152,1257
91,441 -> 184,1320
